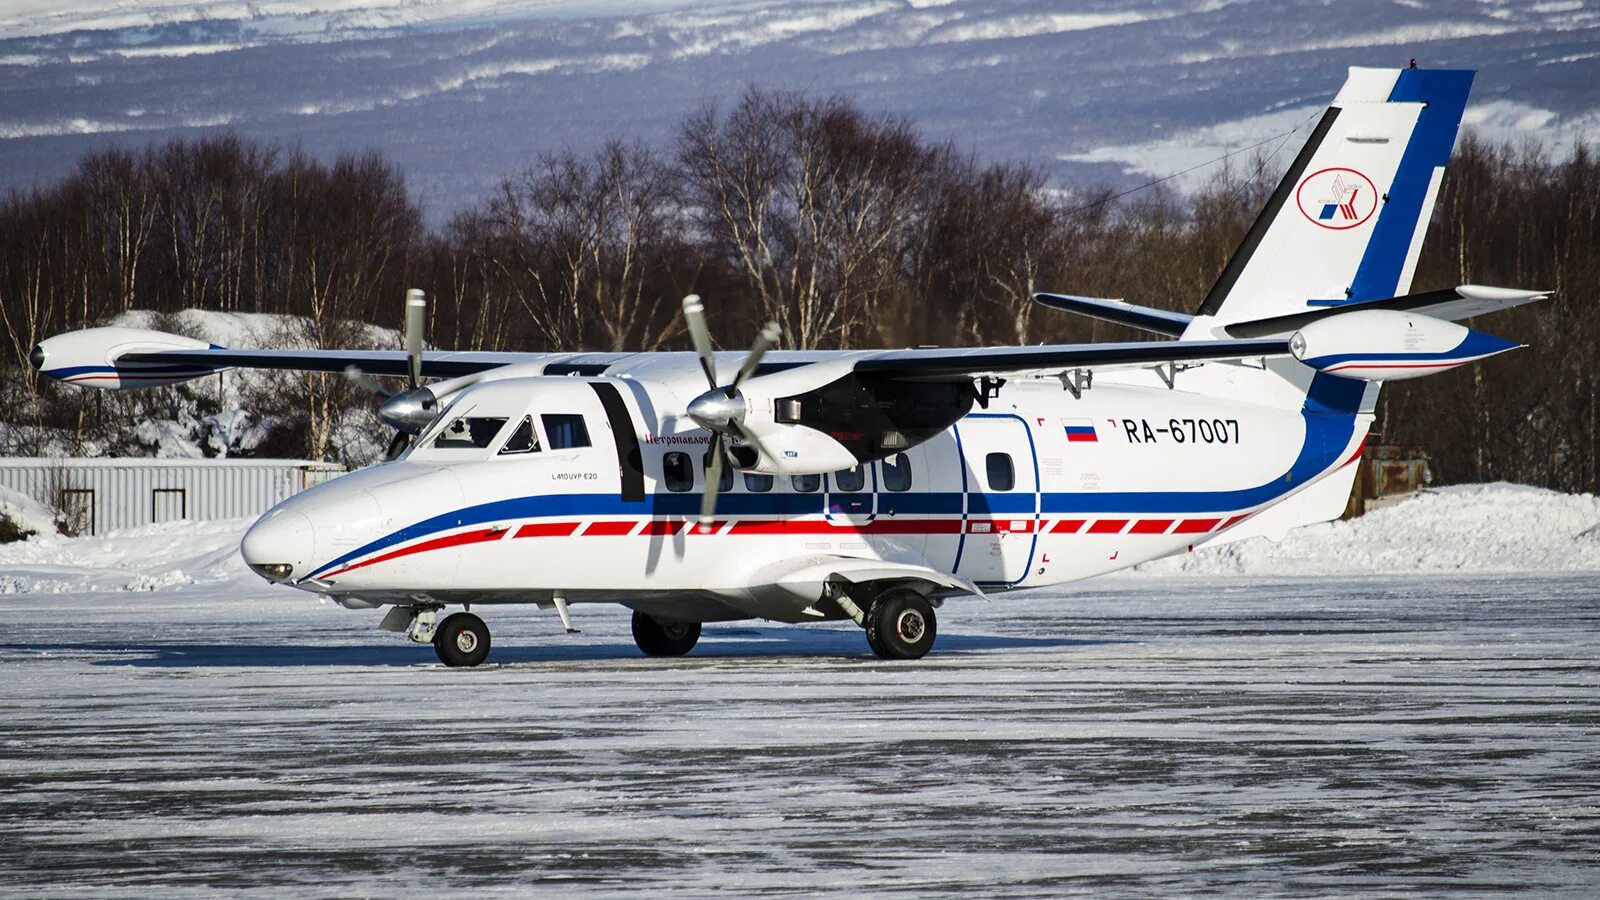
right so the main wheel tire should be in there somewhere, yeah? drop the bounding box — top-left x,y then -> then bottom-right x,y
434,612 -> 491,667
865,591 -> 937,660
631,611 -> 701,657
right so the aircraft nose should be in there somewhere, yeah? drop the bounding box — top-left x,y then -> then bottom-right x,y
241,508 -> 316,583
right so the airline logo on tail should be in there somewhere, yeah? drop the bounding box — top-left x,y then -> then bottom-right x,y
1297,167 -> 1378,230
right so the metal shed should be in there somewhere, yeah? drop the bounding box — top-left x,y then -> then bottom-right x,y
0,458 -> 346,536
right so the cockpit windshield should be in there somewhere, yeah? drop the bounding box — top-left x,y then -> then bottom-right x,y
498,416 -> 540,455
431,416 -> 508,450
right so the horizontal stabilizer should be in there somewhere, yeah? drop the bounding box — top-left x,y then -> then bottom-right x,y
1224,284 -> 1549,339
1033,293 -> 1193,337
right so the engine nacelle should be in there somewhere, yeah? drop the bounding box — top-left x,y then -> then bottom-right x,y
1290,310 -> 1519,381
31,327 -> 218,389
731,358 -> 975,475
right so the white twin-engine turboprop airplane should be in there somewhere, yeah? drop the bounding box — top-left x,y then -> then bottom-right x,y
33,67 -> 1545,665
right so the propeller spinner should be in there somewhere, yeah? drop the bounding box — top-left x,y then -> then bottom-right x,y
343,289 -> 438,460
680,294 -> 781,532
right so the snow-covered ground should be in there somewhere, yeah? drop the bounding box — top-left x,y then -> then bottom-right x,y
2,483 -> 1598,894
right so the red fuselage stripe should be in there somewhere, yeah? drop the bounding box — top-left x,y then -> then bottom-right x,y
320,513 -> 1269,577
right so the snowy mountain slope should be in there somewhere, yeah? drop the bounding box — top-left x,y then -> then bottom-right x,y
0,0 -> 1595,220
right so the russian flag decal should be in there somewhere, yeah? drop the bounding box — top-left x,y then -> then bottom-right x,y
1063,418 -> 1098,443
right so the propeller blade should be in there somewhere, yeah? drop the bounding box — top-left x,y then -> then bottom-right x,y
731,321 -> 780,392
681,294 -> 718,391
727,419 -> 774,470
342,365 -> 395,400
383,430 -> 412,461
698,441 -> 726,533
404,288 -> 426,389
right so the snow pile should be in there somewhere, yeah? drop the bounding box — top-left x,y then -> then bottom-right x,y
1137,483 -> 1600,577
0,517 -> 250,594
0,484 -> 56,539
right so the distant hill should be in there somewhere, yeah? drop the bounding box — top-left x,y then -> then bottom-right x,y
1,0 -> 1595,222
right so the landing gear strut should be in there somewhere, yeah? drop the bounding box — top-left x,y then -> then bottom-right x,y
631,611 -> 701,657
865,590 -> 937,660
434,612 -> 491,667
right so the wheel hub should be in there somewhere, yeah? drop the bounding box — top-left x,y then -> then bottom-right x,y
455,629 -> 479,653
896,610 -> 926,643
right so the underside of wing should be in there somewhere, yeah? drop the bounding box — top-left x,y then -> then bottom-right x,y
117,348 -> 543,380
852,337 -> 1292,381
30,325 -> 598,388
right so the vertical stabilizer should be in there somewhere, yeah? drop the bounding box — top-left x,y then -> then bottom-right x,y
1189,67 -> 1474,329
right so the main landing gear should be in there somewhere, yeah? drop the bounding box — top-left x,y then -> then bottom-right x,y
863,589 -> 938,660
632,611 -> 701,657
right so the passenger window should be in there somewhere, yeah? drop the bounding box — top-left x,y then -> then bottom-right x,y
702,452 -> 734,492
498,416 -> 539,455
881,453 -> 912,492
433,416 -> 508,449
542,414 -> 591,450
986,452 -> 1015,491
833,465 -> 865,492
743,472 -> 773,492
791,473 -> 820,493
663,452 -> 693,492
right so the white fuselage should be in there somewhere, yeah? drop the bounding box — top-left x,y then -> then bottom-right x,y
245,359 -> 1369,623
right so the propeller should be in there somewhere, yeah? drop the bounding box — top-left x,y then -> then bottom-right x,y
680,293 -> 781,532
345,289 -> 436,461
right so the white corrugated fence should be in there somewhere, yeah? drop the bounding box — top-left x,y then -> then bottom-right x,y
0,458 -> 346,535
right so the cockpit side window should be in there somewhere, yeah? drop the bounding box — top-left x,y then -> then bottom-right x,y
432,416 -> 508,450
498,416 -> 539,455
542,414 -> 591,450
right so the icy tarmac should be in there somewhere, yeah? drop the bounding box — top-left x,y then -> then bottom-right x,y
2,571 -> 1598,896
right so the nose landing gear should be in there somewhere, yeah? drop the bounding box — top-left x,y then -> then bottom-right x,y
381,605 -> 494,667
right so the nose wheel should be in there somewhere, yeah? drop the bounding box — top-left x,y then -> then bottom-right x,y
434,612 -> 492,667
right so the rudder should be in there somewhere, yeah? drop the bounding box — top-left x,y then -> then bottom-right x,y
1190,67 -> 1475,328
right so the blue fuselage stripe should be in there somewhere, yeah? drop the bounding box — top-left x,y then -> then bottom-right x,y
307,410 -> 1359,579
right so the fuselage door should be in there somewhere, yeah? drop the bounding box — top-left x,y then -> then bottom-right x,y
954,414 -> 1040,586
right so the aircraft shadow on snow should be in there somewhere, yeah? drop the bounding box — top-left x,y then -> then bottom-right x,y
1,629 -> 1114,668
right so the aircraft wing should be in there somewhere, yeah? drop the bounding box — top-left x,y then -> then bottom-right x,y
29,323 -> 641,387
851,337 -> 1291,381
